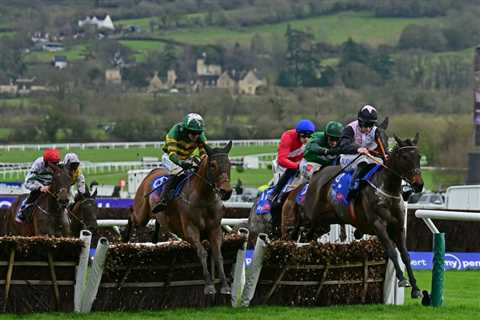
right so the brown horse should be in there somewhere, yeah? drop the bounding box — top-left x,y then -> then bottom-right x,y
304,134 -> 424,299
123,142 -> 233,295
4,164 -> 72,237
69,188 -> 98,238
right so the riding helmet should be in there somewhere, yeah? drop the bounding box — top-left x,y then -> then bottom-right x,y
64,153 -> 80,165
357,105 -> 378,126
43,148 -> 60,163
324,121 -> 344,138
182,113 -> 205,133
295,119 -> 316,134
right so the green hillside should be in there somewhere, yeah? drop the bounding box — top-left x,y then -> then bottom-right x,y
120,11 -> 442,47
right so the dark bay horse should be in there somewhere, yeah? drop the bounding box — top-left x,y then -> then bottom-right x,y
248,118 -> 390,246
69,188 -> 98,238
4,165 -> 73,237
123,142 -> 233,295
304,135 -> 424,299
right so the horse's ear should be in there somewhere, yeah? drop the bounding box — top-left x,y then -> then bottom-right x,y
204,143 -> 213,156
378,117 -> 389,130
223,140 -> 232,154
413,132 -> 420,145
91,189 -> 97,198
394,134 -> 403,147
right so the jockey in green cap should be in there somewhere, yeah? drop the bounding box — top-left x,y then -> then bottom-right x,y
298,121 -> 344,181
151,113 -> 207,213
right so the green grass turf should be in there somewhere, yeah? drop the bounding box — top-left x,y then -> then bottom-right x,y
150,11 -> 441,47
1,271 -> 478,319
0,97 -> 34,108
25,45 -> 87,63
0,145 -> 278,163
421,170 -> 465,192
119,40 -> 165,62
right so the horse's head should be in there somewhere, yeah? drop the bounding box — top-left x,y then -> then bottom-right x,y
73,187 -> 98,233
50,164 -> 73,208
203,141 -> 233,201
391,134 -> 424,193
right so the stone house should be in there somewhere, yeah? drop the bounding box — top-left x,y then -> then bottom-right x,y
52,55 -> 68,69
105,69 -> 122,85
196,58 -> 222,76
238,70 -> 267,95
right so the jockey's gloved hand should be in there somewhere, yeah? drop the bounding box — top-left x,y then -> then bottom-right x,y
319,148 -> 329,155
180,160 -> 194,170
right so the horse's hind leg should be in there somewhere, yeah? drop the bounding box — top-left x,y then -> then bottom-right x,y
209,226 -> 230,295
185,225 -> 215,295
152,220 -> 160,243
394,227 -> 422,298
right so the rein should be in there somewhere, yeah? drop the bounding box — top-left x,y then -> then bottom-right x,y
376,136 -> 388,161
365,145 -> 420,185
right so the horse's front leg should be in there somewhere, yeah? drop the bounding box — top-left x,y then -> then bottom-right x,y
372,218 -> 407,285
184,224 -> 215,295
209,225 -> 230,295
394,226 -> 422,298
61,209 -> 71,237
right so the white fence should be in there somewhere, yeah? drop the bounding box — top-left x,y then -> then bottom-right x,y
0,139 -> 279,151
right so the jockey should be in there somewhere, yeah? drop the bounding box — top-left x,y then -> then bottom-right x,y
338,104 -> 383,199
16,148 -> 61,223
303,121 -> 344,168
269,119 -> 316,205
151,113 -> 207,213
63,153 -> 86,196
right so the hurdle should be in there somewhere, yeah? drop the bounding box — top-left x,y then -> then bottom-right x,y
414,209 -> 480,307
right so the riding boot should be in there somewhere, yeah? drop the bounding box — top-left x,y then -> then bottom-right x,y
16,190 -> 41,223
347,162 -> 368,201
152,175 -> 179,213
269,168 -> 297,205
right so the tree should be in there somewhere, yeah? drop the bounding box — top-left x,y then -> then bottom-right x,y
280,25 -> 321,87
398,25 -> 447,52
339,37 -> 370,66
160,42 -> 177,72
0,36 -> 28,80
42,109 -> 65,142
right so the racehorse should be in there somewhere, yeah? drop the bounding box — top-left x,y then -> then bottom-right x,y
304,134 -> 424,299
248,118 -> 390,246
69,188 -> 98,238
4,164 -> 72,237
123,142 -> 233,295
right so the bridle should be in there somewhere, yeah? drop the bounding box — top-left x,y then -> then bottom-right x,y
189,153 -> 230,196
366,145 -> 421,186
68,197 -> 96,229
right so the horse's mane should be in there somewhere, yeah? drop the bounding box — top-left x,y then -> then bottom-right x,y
391,138 -> 416,154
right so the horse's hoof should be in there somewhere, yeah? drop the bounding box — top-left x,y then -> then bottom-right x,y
220,285 -> 231,295
411,288 -> 422,299
354,230 -> 364,240
398,279 -> 411,287
204,285 -> 216,295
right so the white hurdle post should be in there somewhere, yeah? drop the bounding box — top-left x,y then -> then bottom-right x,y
74,230 -> 92,312
231,228 -> 249,307
240,233 -> 269,307
80,237 -> 109,313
